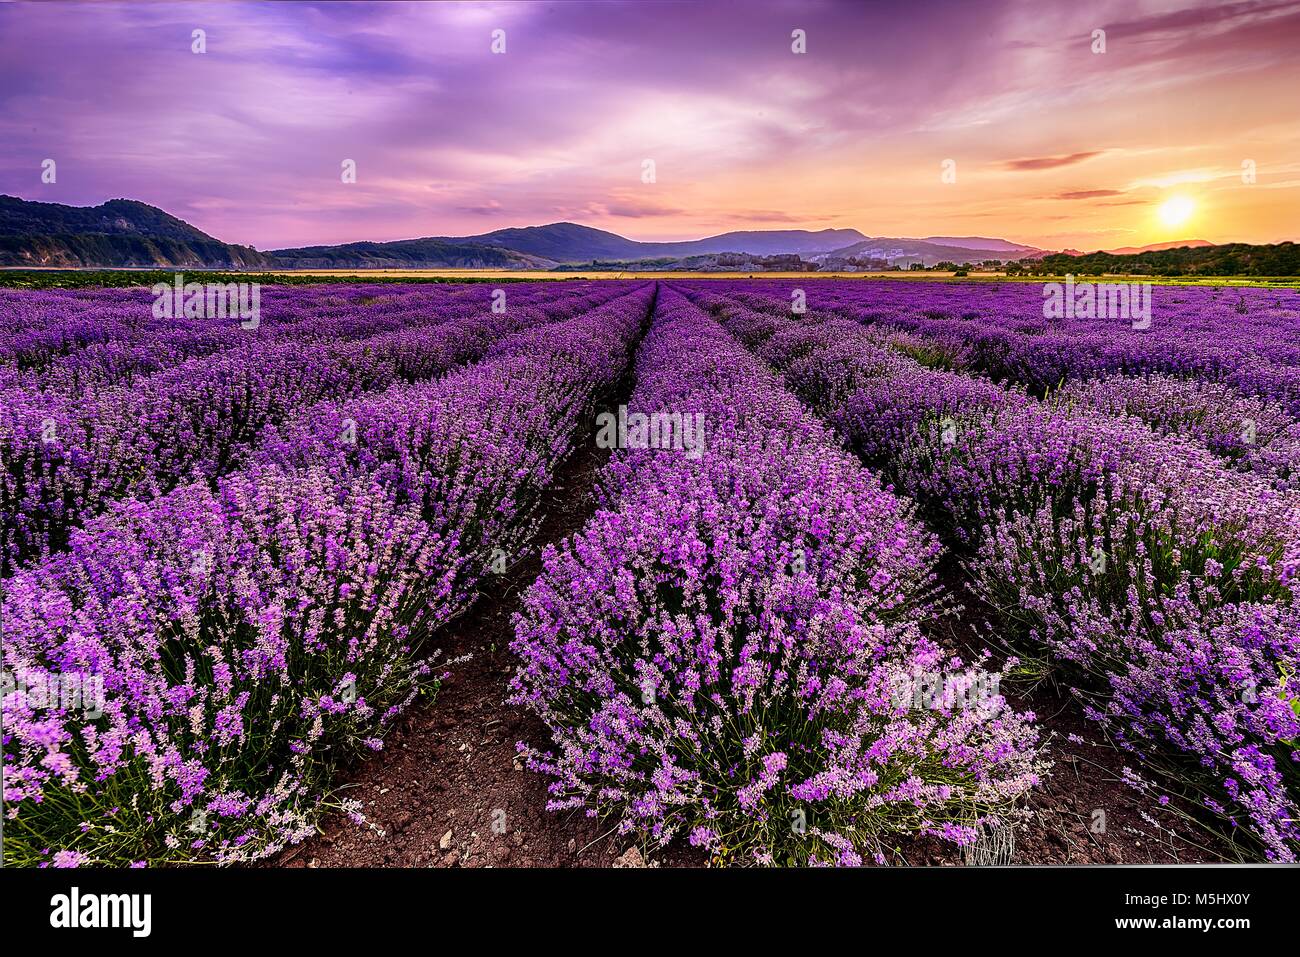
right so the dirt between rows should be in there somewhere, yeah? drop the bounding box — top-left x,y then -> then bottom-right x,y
916,560 -> 1238,865
270,428 -> 658,868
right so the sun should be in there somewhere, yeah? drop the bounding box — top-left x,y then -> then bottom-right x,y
1157,195 -> 1196,229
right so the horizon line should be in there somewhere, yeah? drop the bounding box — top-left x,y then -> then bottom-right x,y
4,192 -> 1280,255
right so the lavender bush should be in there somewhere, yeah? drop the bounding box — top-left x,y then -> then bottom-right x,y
1057,373 -> 1300,490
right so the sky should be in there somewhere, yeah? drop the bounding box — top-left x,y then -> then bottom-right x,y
1,0 -> 1297,252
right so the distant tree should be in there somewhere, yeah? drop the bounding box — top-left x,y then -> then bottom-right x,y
1031,243 -> 1298,277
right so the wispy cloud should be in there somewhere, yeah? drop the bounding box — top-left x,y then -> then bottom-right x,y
1054,189 -> 1126,200
1004,151 -> 1106,172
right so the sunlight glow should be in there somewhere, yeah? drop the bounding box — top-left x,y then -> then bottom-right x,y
1157,195 -> 1197,229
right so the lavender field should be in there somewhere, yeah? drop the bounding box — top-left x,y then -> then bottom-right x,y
3,278 -> 1298,867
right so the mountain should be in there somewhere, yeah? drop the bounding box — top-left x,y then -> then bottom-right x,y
450,227 -> 1043,270
276,223 -> 870,267
641,227 -> 867,258
1101,239 -> 1214,255
0,195 -> 274,268
451,223 -> 640,262
448,223 -> 868,261
272,223 -> 874,268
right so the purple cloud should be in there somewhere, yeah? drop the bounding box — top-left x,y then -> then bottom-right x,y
0,0 -> 1295,248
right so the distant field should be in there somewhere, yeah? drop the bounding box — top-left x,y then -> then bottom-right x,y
2,266 -> 1298,289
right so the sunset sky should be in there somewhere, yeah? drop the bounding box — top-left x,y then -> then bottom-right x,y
1,0 -> 1297,252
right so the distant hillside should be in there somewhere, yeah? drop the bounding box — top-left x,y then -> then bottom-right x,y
555,252 -> 820,272
814,237 -> 1043,267
456,223 -> 642,261
269,238 -> 555,269
922,236 -> 1041,253
1022,242 -> 1299,276
0,196 -> 1033,270
644,227 -> 868,258
1102,239 -> 1214,255
272,223 -> 873,267
0,195 -> 274,268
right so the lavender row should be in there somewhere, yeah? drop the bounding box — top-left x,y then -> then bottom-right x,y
1,282 -> 475,371
253,284 -> 656,619
0,283 -> 634,575
1054,374 -> 1300,491
682,280 -> 1300,416
0,284 -> 405,376
508,287 -> 1043,867
687,285 -> 1300,861
699,282 -> 1300,490
0,282 -> 618,400
0,286 -> 653,867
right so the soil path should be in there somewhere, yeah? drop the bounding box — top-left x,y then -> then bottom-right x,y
274,426 -> 644,867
